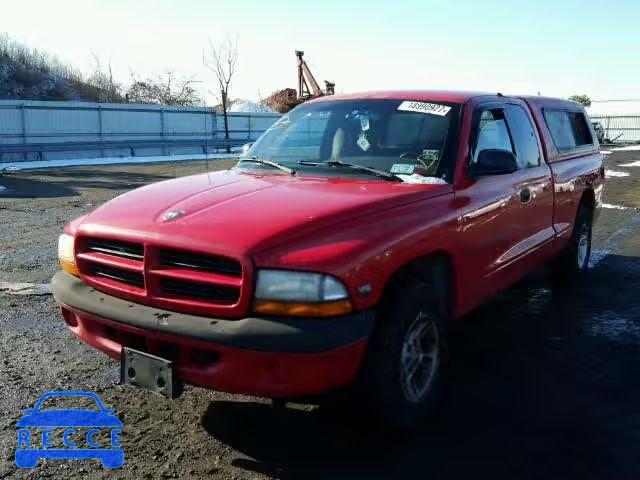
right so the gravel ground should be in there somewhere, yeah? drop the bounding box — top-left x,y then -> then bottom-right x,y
1,151 -> 639,479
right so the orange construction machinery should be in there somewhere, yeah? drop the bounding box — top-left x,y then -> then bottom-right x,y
264,51 -> 335,113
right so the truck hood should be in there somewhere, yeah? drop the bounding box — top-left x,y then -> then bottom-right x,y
78,170 -> 450,257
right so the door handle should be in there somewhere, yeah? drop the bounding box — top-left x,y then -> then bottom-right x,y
520,187 -> 532,204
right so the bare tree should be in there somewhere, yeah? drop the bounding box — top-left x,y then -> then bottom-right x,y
256,89 -> 273,111
127,70 -> 201,106
204,35 -> 238,152
88,52 -> 123,103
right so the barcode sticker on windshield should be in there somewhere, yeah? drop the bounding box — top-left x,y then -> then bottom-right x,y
398,101 -> 451,116
390,163 -> 415,175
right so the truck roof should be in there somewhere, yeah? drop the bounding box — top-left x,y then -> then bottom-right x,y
517,95 -> 586,110
310,91 -> 585,110
309,90 -> 494,104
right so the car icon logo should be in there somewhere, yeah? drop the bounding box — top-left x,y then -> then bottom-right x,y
15,391 -> 124,468
161,210 -> 184,222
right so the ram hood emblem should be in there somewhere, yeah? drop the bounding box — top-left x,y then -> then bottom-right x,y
161,210 -> 185,222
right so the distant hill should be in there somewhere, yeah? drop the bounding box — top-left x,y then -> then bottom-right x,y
1,55 -> 78,101
0,33 -> 118,102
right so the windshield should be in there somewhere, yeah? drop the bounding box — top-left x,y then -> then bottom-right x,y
239,99 -> 461,183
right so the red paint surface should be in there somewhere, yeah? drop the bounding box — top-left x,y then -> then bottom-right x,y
60,304 -> 367,397
58,90 -> 604,396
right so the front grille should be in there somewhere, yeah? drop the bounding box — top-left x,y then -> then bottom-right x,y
78,236 -> 245,314
159,278 -> 239,303
86,238 -> 144,261
159,249 -> 242,277
91,264 -> 145,288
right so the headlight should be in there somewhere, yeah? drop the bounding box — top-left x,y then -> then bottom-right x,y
254,270 -> 351,317
255,270 -> 348,302
58,234 -> 79,277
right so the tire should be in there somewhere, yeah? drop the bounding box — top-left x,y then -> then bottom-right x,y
359,276 -> 447,430
552,205 -> 593,283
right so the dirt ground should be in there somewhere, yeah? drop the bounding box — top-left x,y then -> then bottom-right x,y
1,151 -> 639,479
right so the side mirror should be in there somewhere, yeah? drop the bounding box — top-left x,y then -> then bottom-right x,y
240,142 -> 254,155
467,149 -> 518,177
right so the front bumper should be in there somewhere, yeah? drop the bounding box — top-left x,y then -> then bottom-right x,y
52,271 -> 374,398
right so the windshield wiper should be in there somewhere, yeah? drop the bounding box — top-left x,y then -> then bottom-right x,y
238,156 -> 296,175
298,160 -> 402,182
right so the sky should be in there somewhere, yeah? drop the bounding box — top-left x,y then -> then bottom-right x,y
2,0 -> 639,104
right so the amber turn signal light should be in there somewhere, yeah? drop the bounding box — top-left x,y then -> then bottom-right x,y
253,299 -> 352,317
60,259 -> 80,277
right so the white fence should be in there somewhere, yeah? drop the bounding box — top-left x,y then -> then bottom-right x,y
588,114 -> 640,143
0,100 -> 281,162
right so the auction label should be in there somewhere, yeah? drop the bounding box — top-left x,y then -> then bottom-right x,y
398,101 -> 451,116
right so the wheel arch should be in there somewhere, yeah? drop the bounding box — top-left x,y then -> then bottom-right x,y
580,186 -> 595,213
379,250 -> 455,323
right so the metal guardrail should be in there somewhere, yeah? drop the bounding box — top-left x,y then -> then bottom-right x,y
0,138 -> 250,161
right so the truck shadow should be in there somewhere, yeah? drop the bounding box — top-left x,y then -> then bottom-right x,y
202,254 -> 640,480
0,175 -> 79,198
0,169 -> 176,195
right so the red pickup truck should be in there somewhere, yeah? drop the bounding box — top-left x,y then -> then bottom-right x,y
52,91 -> 603,426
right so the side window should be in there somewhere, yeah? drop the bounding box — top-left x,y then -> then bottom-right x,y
506,105 -> 541,168
568,111 -> 593,146
544,110 -> 576,151
472,109 -> 513,163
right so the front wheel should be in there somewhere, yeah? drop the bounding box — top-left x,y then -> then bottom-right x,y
360,281 -> 446,429
399,310 -> 441,404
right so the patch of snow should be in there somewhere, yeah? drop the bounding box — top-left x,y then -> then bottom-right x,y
612,145 -> 640,151
230,99 -> 274,113
601,203 -> 628,210
589,311 -> 640,340
589,216 -> 640,269
0,282 -> 51,295
0,153 -> 237,171
600,150 -> 612,155
605,169 -> 630,177
396,174 -> 448,185
619,160 -> 640,167
589,249 -> 608,268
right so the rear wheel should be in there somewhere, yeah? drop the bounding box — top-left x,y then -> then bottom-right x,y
360,279 -> 447,429
552,205 -> 593,283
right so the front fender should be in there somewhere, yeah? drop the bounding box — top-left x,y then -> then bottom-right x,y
252,192 -> 459,310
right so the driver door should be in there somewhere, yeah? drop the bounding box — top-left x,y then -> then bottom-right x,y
454,104 -> 523,311
455,102 -> 555,314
